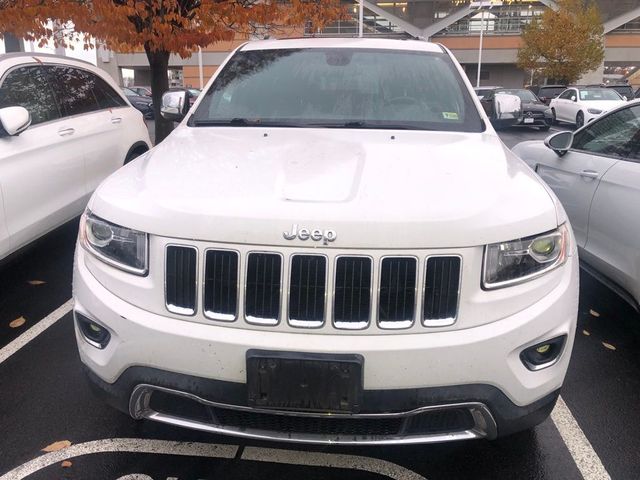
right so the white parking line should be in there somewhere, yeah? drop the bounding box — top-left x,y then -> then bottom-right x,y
0,299 -> 73,365
0,439 -> 426,480
0,439 -> 238,480
552,396 -> 611,480
242,446 -> 426,480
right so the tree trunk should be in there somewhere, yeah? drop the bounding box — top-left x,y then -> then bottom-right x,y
145,47 -> 172,144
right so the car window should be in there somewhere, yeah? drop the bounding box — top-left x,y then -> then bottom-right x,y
0,65 -> 61,125
559,90 -> 574,100
578,88 -> 621,101
48,66 -> 100,117
495,89 -> 538,102
573,105 -> 640,160
611,86 -> 633,98
91,73 -> 127,109
123,87 -> 138,97
192,48 -> 484,132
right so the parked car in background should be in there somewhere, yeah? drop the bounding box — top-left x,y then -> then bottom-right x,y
168,87 -> 201,107
636,87 -> 640,99
128,86 -> 152,97
549,87 -> 627,127
0,53 -> 151,262
480,88 -> 552,131
122,87 -> 154,119
74,38 -> 578,445
528,85 -> 567,105
473,85 -> 503,100
594,83 -> 635,101
513,101 -> 640,310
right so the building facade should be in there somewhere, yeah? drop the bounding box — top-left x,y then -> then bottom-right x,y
97,0 -> 640,90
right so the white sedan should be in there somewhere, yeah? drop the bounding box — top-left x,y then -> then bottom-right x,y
513,100 -> 640,310
550,87 -> 627,128
0,53 -> 151,261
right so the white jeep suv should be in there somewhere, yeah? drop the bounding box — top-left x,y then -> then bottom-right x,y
73,38 -> 579,445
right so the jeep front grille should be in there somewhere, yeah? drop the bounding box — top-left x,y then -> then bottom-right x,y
164,247 -> 462,330
165,245 -> 197,315
245,253 -> 282,325
423,256 -> 461,326
288,255 -> 327,327
333,257 -> 372,329
378,257 -> 417,329
204,250 -> 239,321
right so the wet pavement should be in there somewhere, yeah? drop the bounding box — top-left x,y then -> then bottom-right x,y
1,127 -> 639,480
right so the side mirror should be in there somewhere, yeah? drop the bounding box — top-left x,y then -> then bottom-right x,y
161,90 -> 191,122
623,95 -> 628,101
570,96 -> 577,102
544,131 -> 574,157
490,93 -> 522,130
0,106 -> 31,137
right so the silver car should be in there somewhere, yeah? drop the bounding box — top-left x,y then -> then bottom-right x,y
513,101 -> 640,310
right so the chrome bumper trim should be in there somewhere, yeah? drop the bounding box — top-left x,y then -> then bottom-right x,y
129,384 -> 498,445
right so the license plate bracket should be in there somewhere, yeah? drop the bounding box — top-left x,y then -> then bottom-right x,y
524,117 -> 535,124
246,350 -> 364,413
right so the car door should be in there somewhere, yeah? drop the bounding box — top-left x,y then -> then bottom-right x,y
583,104 -> 640,304
46,65 -> 127,197
533,113 -> 624,247
0,64 -> 85,254
0,184 -> 10,258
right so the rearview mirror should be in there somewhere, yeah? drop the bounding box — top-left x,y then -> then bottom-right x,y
0,106 -> 31,137
544,131 -> 574,157
490,93 -> 522,130
161,90 -> 191,122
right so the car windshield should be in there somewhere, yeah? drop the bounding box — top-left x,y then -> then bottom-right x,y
191,48 -> 484,132
122,87 -> 137,96
579,89 -> 622,101
496,89 -> 539,102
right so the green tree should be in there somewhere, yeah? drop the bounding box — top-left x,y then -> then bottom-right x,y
517,0 -> 604,84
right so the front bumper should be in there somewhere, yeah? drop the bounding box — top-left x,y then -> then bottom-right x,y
74,248 -> 578,443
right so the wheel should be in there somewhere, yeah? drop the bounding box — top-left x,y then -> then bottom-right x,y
124,148 -> 147,165
576,111 -> 585,129
551,108 -> 557,125
539,125 -> 550,132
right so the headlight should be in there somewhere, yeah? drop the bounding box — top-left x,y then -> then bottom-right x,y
483,224 -> 569,289
80,211 -> 148,275
587,108 -> 602,115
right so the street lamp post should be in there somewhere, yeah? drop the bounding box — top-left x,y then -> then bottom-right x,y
470,1 -> 503,88
359,0 -> 364,37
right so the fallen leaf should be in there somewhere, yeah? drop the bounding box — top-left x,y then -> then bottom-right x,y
602,342 -> 616,351
61,460 -> 72,468
582,330 -> 591,336
28,280 -> 46,285
589,309 -> 601,318
42,440 -> 72,452
9,317 -> 26,328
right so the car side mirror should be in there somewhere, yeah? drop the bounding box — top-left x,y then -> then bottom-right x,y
570,96 -> 577,102
0,106 -> 31,137
623,95 -> 628,101
544,131 -> 574,157
490,93 -> 522,130
161,90 -> 191,122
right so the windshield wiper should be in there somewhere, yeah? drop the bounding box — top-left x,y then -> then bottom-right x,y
193,118 -> 256,126
313,121 -> 427,130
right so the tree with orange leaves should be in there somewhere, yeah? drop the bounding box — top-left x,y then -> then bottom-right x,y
1,0 -> 344,142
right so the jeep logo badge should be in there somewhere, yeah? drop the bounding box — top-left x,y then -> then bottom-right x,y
283,224 -> 337,245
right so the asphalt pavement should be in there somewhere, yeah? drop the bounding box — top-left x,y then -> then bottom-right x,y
1,125 -> 639,480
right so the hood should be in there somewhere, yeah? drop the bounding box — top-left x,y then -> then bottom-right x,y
583,100 -> 626,111
89,126 -> 558,249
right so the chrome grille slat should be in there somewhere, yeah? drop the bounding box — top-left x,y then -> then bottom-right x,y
204,250 -> 239,321
245,253 -> 282,324
423,256 -> 461,326
333,257 -> 372,329
379,257 -> 417,329
289,255 -> 327,327
165,245 -> 197,315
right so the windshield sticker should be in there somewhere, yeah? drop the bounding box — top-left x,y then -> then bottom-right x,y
442,112 -> 459,120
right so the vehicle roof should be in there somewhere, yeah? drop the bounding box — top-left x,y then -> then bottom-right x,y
0,51 -> 94,67
239,37 -> 445,53
474,86 -> 503,90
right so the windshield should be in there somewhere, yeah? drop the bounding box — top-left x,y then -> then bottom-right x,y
579,89 -> 622,101
190,48 -> 483,132
496,89 -> 539,103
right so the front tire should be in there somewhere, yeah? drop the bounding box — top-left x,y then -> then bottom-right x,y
576,111 -> 585,129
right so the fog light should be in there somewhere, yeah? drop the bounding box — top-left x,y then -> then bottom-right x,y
75,312 -> 111,349
520,335 -> 566,371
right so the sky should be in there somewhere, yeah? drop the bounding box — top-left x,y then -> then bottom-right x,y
0,33 -> 97,65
